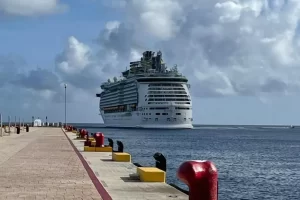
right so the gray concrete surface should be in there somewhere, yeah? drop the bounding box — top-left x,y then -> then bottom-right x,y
0,128 -> 102,200
66,131 -> 188,200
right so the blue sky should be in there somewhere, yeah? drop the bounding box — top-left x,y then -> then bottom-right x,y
0,0 -> 117,67
0,0 -> 300,125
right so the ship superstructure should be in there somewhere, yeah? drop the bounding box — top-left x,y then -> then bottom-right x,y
96,51 -> 193,129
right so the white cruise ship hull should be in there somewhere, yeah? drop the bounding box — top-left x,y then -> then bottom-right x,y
101,111 -> 193,129
104,123 -> 193,129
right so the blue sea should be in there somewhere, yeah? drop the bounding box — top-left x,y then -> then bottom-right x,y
70,124 -> 300,200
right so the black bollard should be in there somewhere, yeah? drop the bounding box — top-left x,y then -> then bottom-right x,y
16,126 -> 20,134
153,152 -> 167,172
84,134 -> 91,146
116,141 -> 124,152
108,138 -> 114,149
26,124 -> 29,132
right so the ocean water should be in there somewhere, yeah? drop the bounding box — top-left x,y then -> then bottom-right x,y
71,124 -> 300,200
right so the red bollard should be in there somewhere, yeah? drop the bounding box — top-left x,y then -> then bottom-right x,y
94,132 -> 104,147
177,160 -> 218,200
79,129 -> 86,138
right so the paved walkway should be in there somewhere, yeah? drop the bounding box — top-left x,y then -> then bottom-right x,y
0,128 -> 102,200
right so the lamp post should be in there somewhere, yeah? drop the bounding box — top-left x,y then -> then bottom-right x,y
64,83 -> 67,127
0,113 -> 2,137
8,116 -> 11,135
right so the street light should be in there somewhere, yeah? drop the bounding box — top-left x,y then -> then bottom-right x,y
0,113 -> 2,137
64,83 -> 67,127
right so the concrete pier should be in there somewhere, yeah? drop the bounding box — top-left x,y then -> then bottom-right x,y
0,127 -> 188,200
0,128 -> 101,200
64,130 -> 188,200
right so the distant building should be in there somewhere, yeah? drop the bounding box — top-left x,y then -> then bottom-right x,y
33,119 -> 42,127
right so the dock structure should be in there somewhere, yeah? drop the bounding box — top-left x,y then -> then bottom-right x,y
0,127 -> 101,200
0,127 -> 188,200
65,131 -> 188,200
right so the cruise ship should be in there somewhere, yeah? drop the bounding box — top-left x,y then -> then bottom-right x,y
96,51 -> 193,129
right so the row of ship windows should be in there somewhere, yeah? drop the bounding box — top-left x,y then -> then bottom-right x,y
105,86 -> 136,93
143,118 -> 193,122
141,113 -> 182,116
101,98 -> 137,104
104,109 -> 137,114
146,98 -> 190,101
148,102 -> 191,104
103,84 -> 136,92
101,95 -> 189,103
101,95 -> 137,101
101,102 -> 137,107
102,90 -> 136,98
102,90 -> 188,99
101,95 -> 137,99
143,107 -> 191,110
145,95 -> 189,98
100,98 -> 191,105
102,107 -> 191,113
103,102 -> 191,107
148,84 -> 183,87
148,88 -> 185,91
148,91 -> 187,94
104,115 -> 193,122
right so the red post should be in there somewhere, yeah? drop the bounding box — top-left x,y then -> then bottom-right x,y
80,129 -> 88,138
94,132 -> 104,147
177,160 -> 218,200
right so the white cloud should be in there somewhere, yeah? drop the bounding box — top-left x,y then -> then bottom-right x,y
44,0 -> 300,99
55,35 -> 124,90
0,0 -> 68,16
88,0 -> 300,98
56,36 -> 92,75
215,1 -> 243,23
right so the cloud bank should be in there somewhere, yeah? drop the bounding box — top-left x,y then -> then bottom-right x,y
55,0 -> 300,97
1,0 -> 300,121
0,0 -> 68,16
